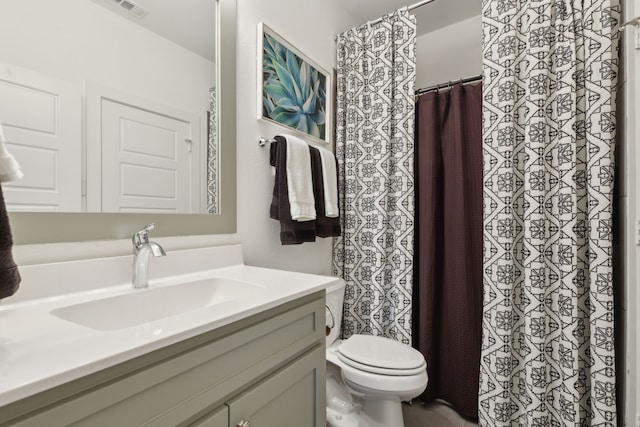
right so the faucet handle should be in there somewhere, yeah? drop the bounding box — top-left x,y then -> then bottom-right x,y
133,223 -> 155,248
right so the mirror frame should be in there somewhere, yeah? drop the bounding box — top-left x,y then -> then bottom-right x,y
8,0 -> 237,245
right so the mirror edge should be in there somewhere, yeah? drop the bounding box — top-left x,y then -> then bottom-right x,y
8,0 -> 237,245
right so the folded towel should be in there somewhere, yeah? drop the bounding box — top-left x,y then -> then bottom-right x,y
309,147 -> 341,238
0,182 -> 20,300
281,134 -> 316,221
270,137 -> 316,245
317,148 -> 339,218
0,123 -> 21,300
0,124 -> 23,183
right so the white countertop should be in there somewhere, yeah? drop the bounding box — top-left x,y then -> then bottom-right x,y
0,245 -> 339,407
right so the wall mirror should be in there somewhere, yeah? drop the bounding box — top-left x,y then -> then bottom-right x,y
4,0 -> 236,244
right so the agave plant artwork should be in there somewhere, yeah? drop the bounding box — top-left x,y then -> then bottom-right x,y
262,31 -> 327,140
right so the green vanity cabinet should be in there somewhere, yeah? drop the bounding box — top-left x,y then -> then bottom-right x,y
0,292 -> 326,427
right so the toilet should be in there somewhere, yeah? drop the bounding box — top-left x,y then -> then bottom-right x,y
325,280 -> 428,427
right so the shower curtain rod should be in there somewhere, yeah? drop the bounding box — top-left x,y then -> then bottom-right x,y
366,0 -> 438,27
334,0 -> 437,39
415,74 -> 482,96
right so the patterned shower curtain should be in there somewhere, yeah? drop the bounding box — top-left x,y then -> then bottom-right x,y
333,9 -> 416,344
480,0 -> 619,425
207,86 -> 217,214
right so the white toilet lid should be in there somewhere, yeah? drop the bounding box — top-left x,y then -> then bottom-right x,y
337,335 -> 426,373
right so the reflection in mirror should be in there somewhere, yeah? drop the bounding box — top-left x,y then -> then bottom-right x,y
7,0 -> 236,245
0,0 -> 218,214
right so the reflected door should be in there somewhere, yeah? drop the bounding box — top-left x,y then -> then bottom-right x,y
0,63 -> 81,212
100,99 -> 198,213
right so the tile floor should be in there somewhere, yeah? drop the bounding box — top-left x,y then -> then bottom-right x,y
403,401 -> 479,427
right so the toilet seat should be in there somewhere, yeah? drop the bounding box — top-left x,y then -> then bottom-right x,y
328,335 -> 429,396
338,352 -> 427,376
337,356 -> 428,395
337,335 -> 426,375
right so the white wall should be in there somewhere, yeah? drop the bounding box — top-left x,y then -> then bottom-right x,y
0,0 -> 214,115
415,14 -> 482,90
13,0 -> 358,277
233,0 -> 357,274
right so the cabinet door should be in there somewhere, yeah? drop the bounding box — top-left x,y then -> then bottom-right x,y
227,346 -> 326,427
189,405 -> 228,427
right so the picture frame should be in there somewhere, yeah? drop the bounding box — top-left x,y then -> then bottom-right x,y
257,23 -> 331,143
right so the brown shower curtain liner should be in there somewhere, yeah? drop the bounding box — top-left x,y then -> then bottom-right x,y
413,82 -> 483,419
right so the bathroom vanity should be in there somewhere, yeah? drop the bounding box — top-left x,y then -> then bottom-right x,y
0,245 -> 334,426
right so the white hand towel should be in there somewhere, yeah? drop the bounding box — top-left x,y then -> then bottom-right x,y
318,148 -> 339,218
283,134 -> 316,221
0,124 -> 23,183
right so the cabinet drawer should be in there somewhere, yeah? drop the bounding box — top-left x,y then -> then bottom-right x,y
2,293 -> 324,427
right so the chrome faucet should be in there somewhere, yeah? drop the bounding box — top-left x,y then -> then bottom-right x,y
132,224 -> 166,288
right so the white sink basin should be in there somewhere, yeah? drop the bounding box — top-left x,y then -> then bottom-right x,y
50,278 -> 264,331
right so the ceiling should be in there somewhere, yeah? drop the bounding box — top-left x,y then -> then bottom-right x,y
90,0 -> 215,61
337,0 -> 482,36
88,0 -> 480,63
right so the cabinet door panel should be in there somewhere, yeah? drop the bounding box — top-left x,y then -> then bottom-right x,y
189,405 -> 228,427
227,346 -> 326,427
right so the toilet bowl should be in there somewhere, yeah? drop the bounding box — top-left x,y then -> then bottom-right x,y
325,280 -> 428,427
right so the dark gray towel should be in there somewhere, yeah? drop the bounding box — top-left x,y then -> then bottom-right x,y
270,136 -> 316,245
309,147 -> 341,238
0,183 -> 20,300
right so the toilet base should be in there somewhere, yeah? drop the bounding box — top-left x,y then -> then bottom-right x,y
327,406 -> 360,427
360,396 -> 405,427
327,396 -> 405,427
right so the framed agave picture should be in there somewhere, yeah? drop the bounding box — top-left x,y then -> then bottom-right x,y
257,23 -> 330,143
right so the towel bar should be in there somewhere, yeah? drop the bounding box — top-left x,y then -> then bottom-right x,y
258,137 -> 277,147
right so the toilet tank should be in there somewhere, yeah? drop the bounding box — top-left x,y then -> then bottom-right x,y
325,279 -> 346,347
